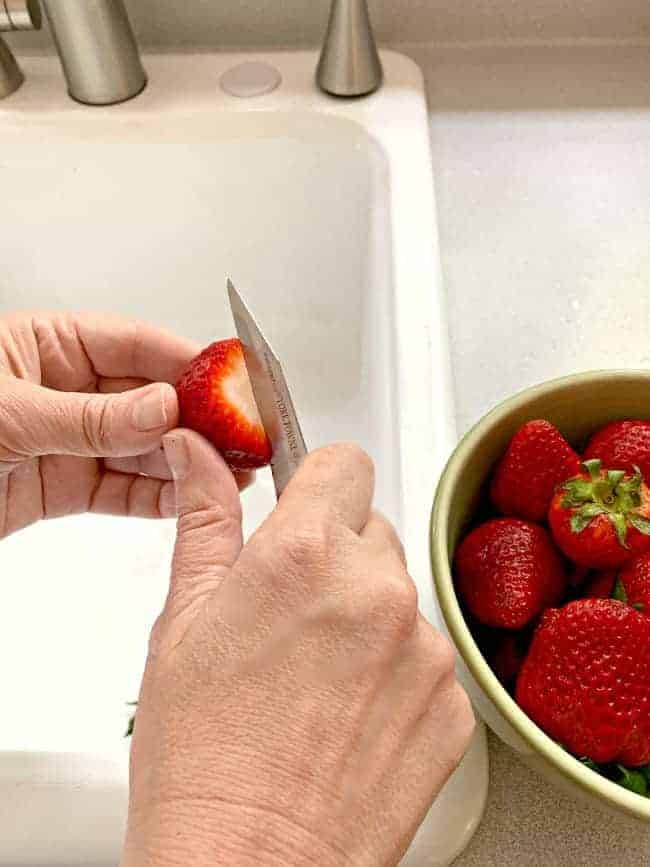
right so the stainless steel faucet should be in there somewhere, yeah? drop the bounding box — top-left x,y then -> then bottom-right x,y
1,0 -> 145,104
0,0 -> 41,99
317,0 -> 382,97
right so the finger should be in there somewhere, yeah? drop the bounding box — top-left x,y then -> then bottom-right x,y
275,443 -> 374,534
33,312 -> 199,388
105,453 -> 256,492
98,377 -> 150,394
105,448 -> 171,480
0,378 -> 178,460
89,471 -> 174,518
164,429 -> 243,595
361,510 -> 407,565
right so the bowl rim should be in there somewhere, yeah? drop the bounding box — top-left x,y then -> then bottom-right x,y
431,369 -> 650,821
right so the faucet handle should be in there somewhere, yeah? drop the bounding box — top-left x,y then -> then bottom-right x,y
0,0 -> 42,31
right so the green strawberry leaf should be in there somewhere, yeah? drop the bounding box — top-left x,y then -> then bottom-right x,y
582,459 -> 602,481
570,503 -> 607,534
633,602 -> 645,612
612,577 -> 629,604
606,469 -> 626,488
125,700 -> 138,738
562,479 -> 596,508
639,765 -> 650,784
580,757 -> 602,773
616,765 -> 648,796
629,515 -> 650,536
610,512 -> 630,549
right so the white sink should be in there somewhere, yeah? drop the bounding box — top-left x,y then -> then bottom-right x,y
0,50 -> 488,865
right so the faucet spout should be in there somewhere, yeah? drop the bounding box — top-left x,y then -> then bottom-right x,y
41,0 -> 146,105
317,0 -> 382,97
0,0 -> 42,99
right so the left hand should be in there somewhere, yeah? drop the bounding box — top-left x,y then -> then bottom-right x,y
0,310 -> 202,538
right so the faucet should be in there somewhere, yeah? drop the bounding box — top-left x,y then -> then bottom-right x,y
317,0 -> 382,97
0,0 -> 145,105
0,0 -> 41,99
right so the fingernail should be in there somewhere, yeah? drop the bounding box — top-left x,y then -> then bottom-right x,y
132,385 -> 169,432
159,482 -> 177,518
163,433 -> 190,481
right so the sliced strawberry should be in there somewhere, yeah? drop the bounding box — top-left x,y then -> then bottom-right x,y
176,339 -> 272,470
491,420 -> 581,522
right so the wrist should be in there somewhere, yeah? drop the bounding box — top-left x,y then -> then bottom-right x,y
122,797 -> 347,867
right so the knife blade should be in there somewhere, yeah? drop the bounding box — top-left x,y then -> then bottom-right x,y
227,279 -> 308,499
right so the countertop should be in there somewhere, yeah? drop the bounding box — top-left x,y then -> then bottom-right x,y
405,41 -> 650,866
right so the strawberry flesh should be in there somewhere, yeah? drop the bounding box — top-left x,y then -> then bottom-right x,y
516,598 -> 650,766
176,339 -> 272,470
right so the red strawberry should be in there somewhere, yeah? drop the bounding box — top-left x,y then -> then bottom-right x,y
490,633 -> 526,687
516,598 -> 650,766
176,339 -> 272,470
584,420 -> 650,481
586,558 -> 650,615
491,420 -> 581,522
454,518 -> 567,630
584,570 -> 618,600
548,459 -> 650,569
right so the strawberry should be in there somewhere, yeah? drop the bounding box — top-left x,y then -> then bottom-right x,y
490,633 -> 526,687
586,557 -> 650,615
454,518 -> 567,629
176,339 -> 272,470
548,459 -> 650,569
490,420 -> 581,522
584,420 -> 650,481
516,598 -> 650,766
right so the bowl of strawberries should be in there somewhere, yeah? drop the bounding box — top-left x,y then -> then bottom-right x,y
431,370 -> 650,822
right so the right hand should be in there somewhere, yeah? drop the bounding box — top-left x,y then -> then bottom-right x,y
123,433 -> 475,867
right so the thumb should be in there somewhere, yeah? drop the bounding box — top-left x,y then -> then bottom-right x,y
0,378 -> 178,460
163,429 -> 243,599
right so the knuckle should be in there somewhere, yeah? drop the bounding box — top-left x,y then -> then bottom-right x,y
276,514 -> 343,574
177,503 -> 242,537
374,572 -> 419,640
420,625 -> 457,676
309,442 -> 374,479
82,394 -> 113,451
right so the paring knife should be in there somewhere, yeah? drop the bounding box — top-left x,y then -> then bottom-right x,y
227,279 -> 308,500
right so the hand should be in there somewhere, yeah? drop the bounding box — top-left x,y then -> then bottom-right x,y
123,433 -> 475,867
0,310 -> 205,537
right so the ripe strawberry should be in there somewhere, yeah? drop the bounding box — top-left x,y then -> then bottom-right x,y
584,420 -> 650,481
584,570 -> 618,600
454,518 -> 567,629
586,557 -> 650,615
516,598 -> 650,766
548,459 -> 650,569
176,339 -> 272,470
490,420 -> 581,522
490,633 -> 526,687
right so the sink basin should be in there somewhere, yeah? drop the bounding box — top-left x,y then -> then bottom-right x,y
0,50 -> 488,865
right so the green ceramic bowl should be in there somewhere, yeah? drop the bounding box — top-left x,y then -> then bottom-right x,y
431,370 -> 650,823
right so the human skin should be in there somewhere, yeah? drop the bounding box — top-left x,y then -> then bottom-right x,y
122,433 -> 476,867
0,310 -> 249,536
0,310 -> 474,865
